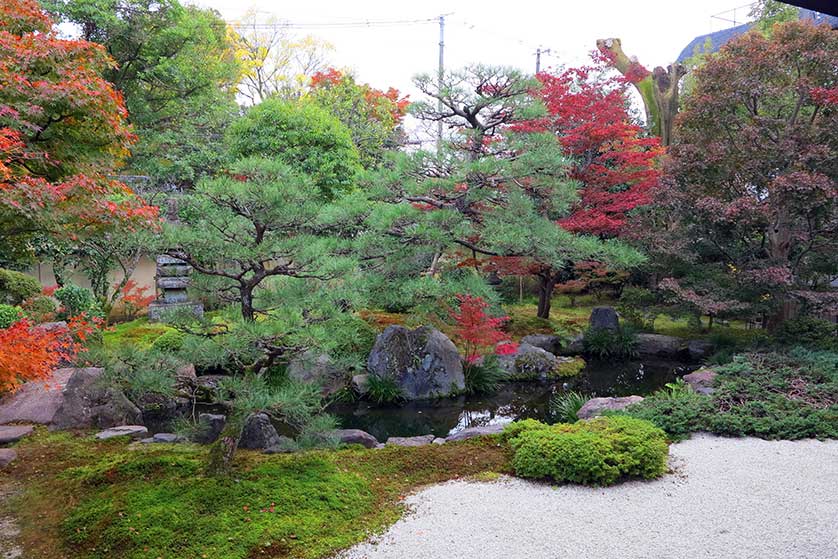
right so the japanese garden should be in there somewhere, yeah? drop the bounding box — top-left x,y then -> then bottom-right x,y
0,0 -> 836,557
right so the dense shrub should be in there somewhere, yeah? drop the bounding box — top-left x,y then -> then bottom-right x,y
625,350 -> 838,440
775,317 -> 837,351
20,295 -> 57,323
582,327 -> 639,359
464,354 -> 506,395
0,304 -> 22,329
617,286 -> 661,330
0,269 -> 40,305
364,374 -> 404,404
506,416 -> 669,486
150,330 -> 186,353
54,285 -> 103,321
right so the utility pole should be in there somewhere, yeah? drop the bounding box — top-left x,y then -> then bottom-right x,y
535,47 -> 550,74
437,14 -> 445,153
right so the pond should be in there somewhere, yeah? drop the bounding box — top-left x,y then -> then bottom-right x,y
328,358 -> 696,441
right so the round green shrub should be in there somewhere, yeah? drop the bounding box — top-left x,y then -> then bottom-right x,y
54,285 -> 103,320
506,416 -> 669,486
0,268 -> 40,305
228,99 -> 361,197
0,304 -> 22,329
150,330 -> 186,353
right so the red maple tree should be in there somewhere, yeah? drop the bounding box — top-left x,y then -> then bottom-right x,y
0,314 -> 95,392
522,66 -> 662,236
0,0 -> 158,254
449,294 -> 513,364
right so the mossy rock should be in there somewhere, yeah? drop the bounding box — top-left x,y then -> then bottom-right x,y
552,356 -> 586,378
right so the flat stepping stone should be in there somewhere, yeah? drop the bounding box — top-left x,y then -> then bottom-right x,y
95,425 -> 148,440
386,434 -> 435,447
0,449 -> 17,468
0,425 -> 34,444
139,433 -> 183,444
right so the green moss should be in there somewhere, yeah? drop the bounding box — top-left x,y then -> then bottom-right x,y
552,357 -> 585,378
8,428 -> 509,559
103,319 -> 175,350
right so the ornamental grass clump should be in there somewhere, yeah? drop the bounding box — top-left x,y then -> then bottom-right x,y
504,416 -> 669,486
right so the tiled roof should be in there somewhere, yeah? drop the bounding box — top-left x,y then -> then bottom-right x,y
676,8 -> 838,63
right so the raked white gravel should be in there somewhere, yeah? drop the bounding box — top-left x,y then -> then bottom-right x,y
338,433 -> 838,559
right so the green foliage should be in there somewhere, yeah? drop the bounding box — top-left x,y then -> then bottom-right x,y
659,378 -> 695,400
625,350 -> 838,440
99,346 -> 181,399
103,318 -> 174,350
0,304 -> 22,329
54,284 -> 103,320
582,327 -> 639,359
507,416 -> 669,485
44,0 -> 242,188
218,375 -> 324,433
0,268 -> 40,305
20,294 -> 57,323
464,354 -> 506,395
775,316 -> 837,351
549,391 -> 589,423
501,418 -> 552,441
150,329 -> 186,353
617,286 -> 661,330
228,99 -> 361,197
365,374 -> 404,405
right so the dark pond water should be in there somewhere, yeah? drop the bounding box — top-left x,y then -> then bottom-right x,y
329,359 -> 696,441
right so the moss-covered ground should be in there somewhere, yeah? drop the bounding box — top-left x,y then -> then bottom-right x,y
1,430 -> 510,559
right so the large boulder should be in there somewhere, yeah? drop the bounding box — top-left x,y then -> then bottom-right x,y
507,343 -> 559,380
687,340 -> 715,361
635,334 -> 684,357
520,334 -> 562,355
556,334 -> 585,356
132,392 -> 190,432
238,412 -> 281,450
332,428 -> 378,449
589,306 -> 620,331
194,413 -> 226,444
683,368 -> 718,395
577,395 -> 644,419
287,350 -> 347,397
367,325 -> 464,400
51,368 -> 142,430
0,368 -> 74,425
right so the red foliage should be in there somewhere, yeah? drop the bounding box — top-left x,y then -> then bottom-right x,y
521,66 -> 662,236
0,314 -> 95,392
310,68 -> 409,123
449,294 -> 510,363
0,0 -> 158,246
116,279 -> 155,319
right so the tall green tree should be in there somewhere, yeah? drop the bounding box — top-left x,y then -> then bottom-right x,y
369,65 -> 643,319
228,99 -> 361,198
44,0 -> 241,188
164,158 -> 363,321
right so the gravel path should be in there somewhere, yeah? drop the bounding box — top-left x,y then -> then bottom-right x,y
340,434 -> 838,559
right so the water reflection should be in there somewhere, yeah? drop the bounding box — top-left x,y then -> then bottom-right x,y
328,359 -> 694,441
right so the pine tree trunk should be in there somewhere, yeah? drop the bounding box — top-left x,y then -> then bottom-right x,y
537,275 -> 556,319
240,285 -> 255,322
206,426 -> 240,477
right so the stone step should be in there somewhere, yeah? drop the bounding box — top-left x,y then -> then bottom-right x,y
0,425 -> 34,445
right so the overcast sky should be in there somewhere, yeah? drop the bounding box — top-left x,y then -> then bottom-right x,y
193,0 -> 756,96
